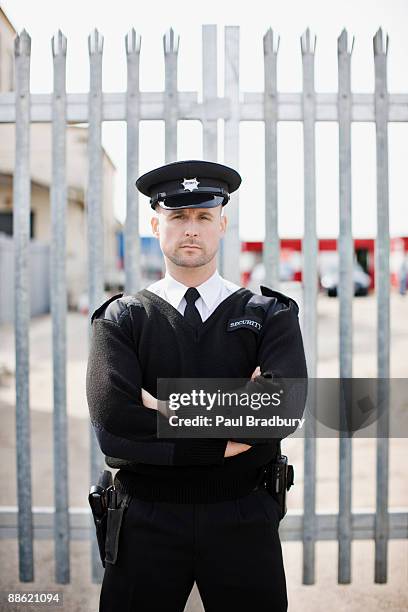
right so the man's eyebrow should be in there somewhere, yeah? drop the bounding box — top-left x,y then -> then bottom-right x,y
168,210 -> 184,216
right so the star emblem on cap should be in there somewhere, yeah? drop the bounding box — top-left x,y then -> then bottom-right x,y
181,177 -> 200,192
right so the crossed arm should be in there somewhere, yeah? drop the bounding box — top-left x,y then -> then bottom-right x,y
139,368 -> 261,458
87,313 -> 251,466
86,299 -> 307,467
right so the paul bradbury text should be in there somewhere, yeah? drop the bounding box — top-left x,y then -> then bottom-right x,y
167,415 -> 306,429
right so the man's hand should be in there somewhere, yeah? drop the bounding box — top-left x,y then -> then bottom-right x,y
224,440 -> 252,458
141,388 -> 158,410
251,366 -> 261,380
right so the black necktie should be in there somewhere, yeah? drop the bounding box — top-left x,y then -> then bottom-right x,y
183,287 -> 202,328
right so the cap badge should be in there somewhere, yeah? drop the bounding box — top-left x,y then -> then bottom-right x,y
181,177 -> 200,192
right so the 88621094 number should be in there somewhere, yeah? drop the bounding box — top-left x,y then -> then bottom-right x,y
3,592 -> 63,606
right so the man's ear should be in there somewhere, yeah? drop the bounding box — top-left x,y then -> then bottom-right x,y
151,214 -> 160,238
220,212 -> 227,236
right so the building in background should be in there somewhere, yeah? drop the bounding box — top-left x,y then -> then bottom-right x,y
0,7 -> 123,322
0,7 -> 14,92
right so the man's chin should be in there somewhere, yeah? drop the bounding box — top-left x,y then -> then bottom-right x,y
176,258 -> 207,268
168,252 -> 211,268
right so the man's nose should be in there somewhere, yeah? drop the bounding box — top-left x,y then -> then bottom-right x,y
184,222 -> 199,237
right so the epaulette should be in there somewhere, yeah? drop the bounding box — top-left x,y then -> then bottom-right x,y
244,285 -> 299,320
259,285 -> 300,315
244,290 -> 286,319
90,293 -> 124,324
90,292 -> 145,325
234,285 -> 300,351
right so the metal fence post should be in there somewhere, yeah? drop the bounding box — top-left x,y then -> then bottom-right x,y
223,25 -> 240,285
163,28 -> 179,164
50,29 -> 70,584
125,28 -> 141,295
373,27 -> 390,584
202,24 -> 224,273
202,24 -> 218,163
337,28 -> 354,584
86,28 -> 105,584
300,27 -> 318,586
13,27 -> 34,583
263,28 -> 280,290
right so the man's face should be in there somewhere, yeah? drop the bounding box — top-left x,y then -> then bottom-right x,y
151,205 -> 227,268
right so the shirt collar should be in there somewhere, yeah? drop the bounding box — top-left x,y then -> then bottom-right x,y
163,269 -> 223,311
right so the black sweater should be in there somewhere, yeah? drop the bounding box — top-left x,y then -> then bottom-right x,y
86,286 -> 308,503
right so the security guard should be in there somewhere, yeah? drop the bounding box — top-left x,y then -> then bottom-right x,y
86,160 -> 308,612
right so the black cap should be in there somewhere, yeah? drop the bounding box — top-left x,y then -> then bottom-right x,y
135,159 -> 242,211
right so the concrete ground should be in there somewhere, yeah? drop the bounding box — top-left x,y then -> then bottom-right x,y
0,291 -> 407,611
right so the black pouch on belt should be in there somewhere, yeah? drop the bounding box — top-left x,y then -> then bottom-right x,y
262,451 -> 295,521
105,490 -> 132,565
88,470 -> 113,568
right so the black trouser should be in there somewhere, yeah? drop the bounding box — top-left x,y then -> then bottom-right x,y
99,486 -> 287,612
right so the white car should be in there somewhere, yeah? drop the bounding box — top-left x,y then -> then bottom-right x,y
320,262 -> 371,297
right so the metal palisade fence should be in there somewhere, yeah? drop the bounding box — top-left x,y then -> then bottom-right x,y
0,24 -> 407,588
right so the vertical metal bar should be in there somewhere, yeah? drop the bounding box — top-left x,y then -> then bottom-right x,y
263,28 -> 280,289
202,25 -> 221,271
50,29 -> 70,584
163,28 -> 179,163
202,24 -> 218,161
373,27 -> 390,584
13,28 -> 34,583
87,28 -> 105,584
300,27 -> 318,585
337,28 -> 354,584
223,25 -> 240,284
125,29 -> 141,295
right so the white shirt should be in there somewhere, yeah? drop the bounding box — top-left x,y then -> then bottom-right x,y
146,269 -> 241,322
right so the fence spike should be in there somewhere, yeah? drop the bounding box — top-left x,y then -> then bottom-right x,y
263,28 -> 280,54
15,29 -> 31,56
88,28 -> 104,55
338,28 -> 354,55
338,28 -> 347,53
125,28 -> 141,55
163,27 -> 179,54
373,27 -> 389,56
51,29 -> 67,58
300,27 -> 316,55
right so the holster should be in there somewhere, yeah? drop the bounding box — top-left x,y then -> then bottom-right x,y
261,453 -> 295,520
88,470 -> 132,567
88,470 -> 112,568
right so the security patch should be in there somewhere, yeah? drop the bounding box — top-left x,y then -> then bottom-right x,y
227,316 -> 263,333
